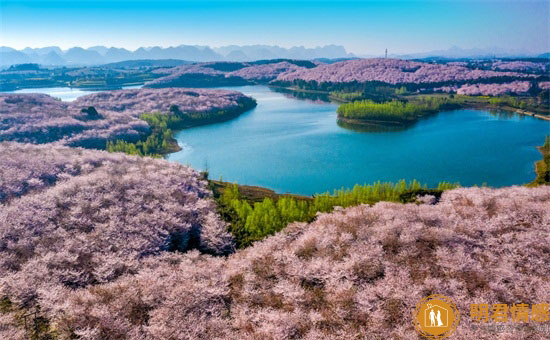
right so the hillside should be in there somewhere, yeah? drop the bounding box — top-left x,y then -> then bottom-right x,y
144,60 -> 315,88
0,143 -> 234,339
0,88 -> 255,149
142,58 -> 550,97
274,58 -> 538,85
1,147 -> 547,339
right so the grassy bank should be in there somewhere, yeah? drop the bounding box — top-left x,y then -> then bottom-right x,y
107,97 -> 256,157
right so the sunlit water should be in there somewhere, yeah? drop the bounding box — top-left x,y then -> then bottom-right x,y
3,85 -> 142,101
167,85 -> 550,195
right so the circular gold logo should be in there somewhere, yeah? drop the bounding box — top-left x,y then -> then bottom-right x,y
412,294 -> 460,339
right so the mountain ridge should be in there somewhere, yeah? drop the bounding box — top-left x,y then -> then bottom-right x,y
0,44 -> 355,66
1,44 -> 546,67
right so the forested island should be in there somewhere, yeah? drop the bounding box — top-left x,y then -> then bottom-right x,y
336,94 -> 550,127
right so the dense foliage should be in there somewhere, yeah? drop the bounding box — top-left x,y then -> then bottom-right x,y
529,135 -> 550,186
0,142 -> 137,202
72,87 -> 255,118
217,180 -> 458,247
436,80 -> 533,96
2,184 -> 547,339
329,91 -> 363,101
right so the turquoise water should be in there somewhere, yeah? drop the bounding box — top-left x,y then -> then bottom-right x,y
167,86 -> 549,195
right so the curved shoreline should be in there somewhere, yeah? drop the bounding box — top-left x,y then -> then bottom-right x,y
126,96 -> 258,157
159,98 -> 257,155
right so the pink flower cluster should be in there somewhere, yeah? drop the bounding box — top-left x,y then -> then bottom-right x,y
539,81 -> 550,90
1,162 -> 548,339
435,81 -> 532,96
229,62 -> 303,80
276,58 -> 533,84
73,87 -> 252,116
456,81 -> 532,96
491,60 -> 548,72
0,88 -> 252,148
0,93 -> 149,148
0,142 -> 133,202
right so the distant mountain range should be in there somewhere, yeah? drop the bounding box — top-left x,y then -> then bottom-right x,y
387,46 -> 549,60
0,45 -> 355,67
1,44 -> 547,67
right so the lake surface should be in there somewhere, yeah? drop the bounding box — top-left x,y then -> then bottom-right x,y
167,85 -> 549,195
4,85 -> 142,102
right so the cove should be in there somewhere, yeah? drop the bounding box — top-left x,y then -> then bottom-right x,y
167,85 -> 550,196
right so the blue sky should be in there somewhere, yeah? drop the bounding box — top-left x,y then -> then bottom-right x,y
1,0 -> 548,54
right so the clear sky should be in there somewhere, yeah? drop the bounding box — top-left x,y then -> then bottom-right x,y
0,0 -> 548,55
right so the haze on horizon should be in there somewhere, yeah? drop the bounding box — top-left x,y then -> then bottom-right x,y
0,0 -> 548,56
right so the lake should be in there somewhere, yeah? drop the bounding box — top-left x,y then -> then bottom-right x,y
167,85 -> 550,195
4,85 -> 142,102
3,85 -> 548,195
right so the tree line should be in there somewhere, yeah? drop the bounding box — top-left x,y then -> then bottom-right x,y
216,180 -> 459,248
336,97 -> 457,124
529,135 -> 550,186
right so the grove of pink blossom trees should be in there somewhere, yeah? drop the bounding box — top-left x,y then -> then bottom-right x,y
456,81 -> 532,96
1,143 -> 548,340
491,60 -> 548,73
274,58 -> 534,84
143,58 -> 545,97
436,81 -> 532,96
0,143 -> 234,314
73,87 -> 253,117
0,88 -> 254,148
